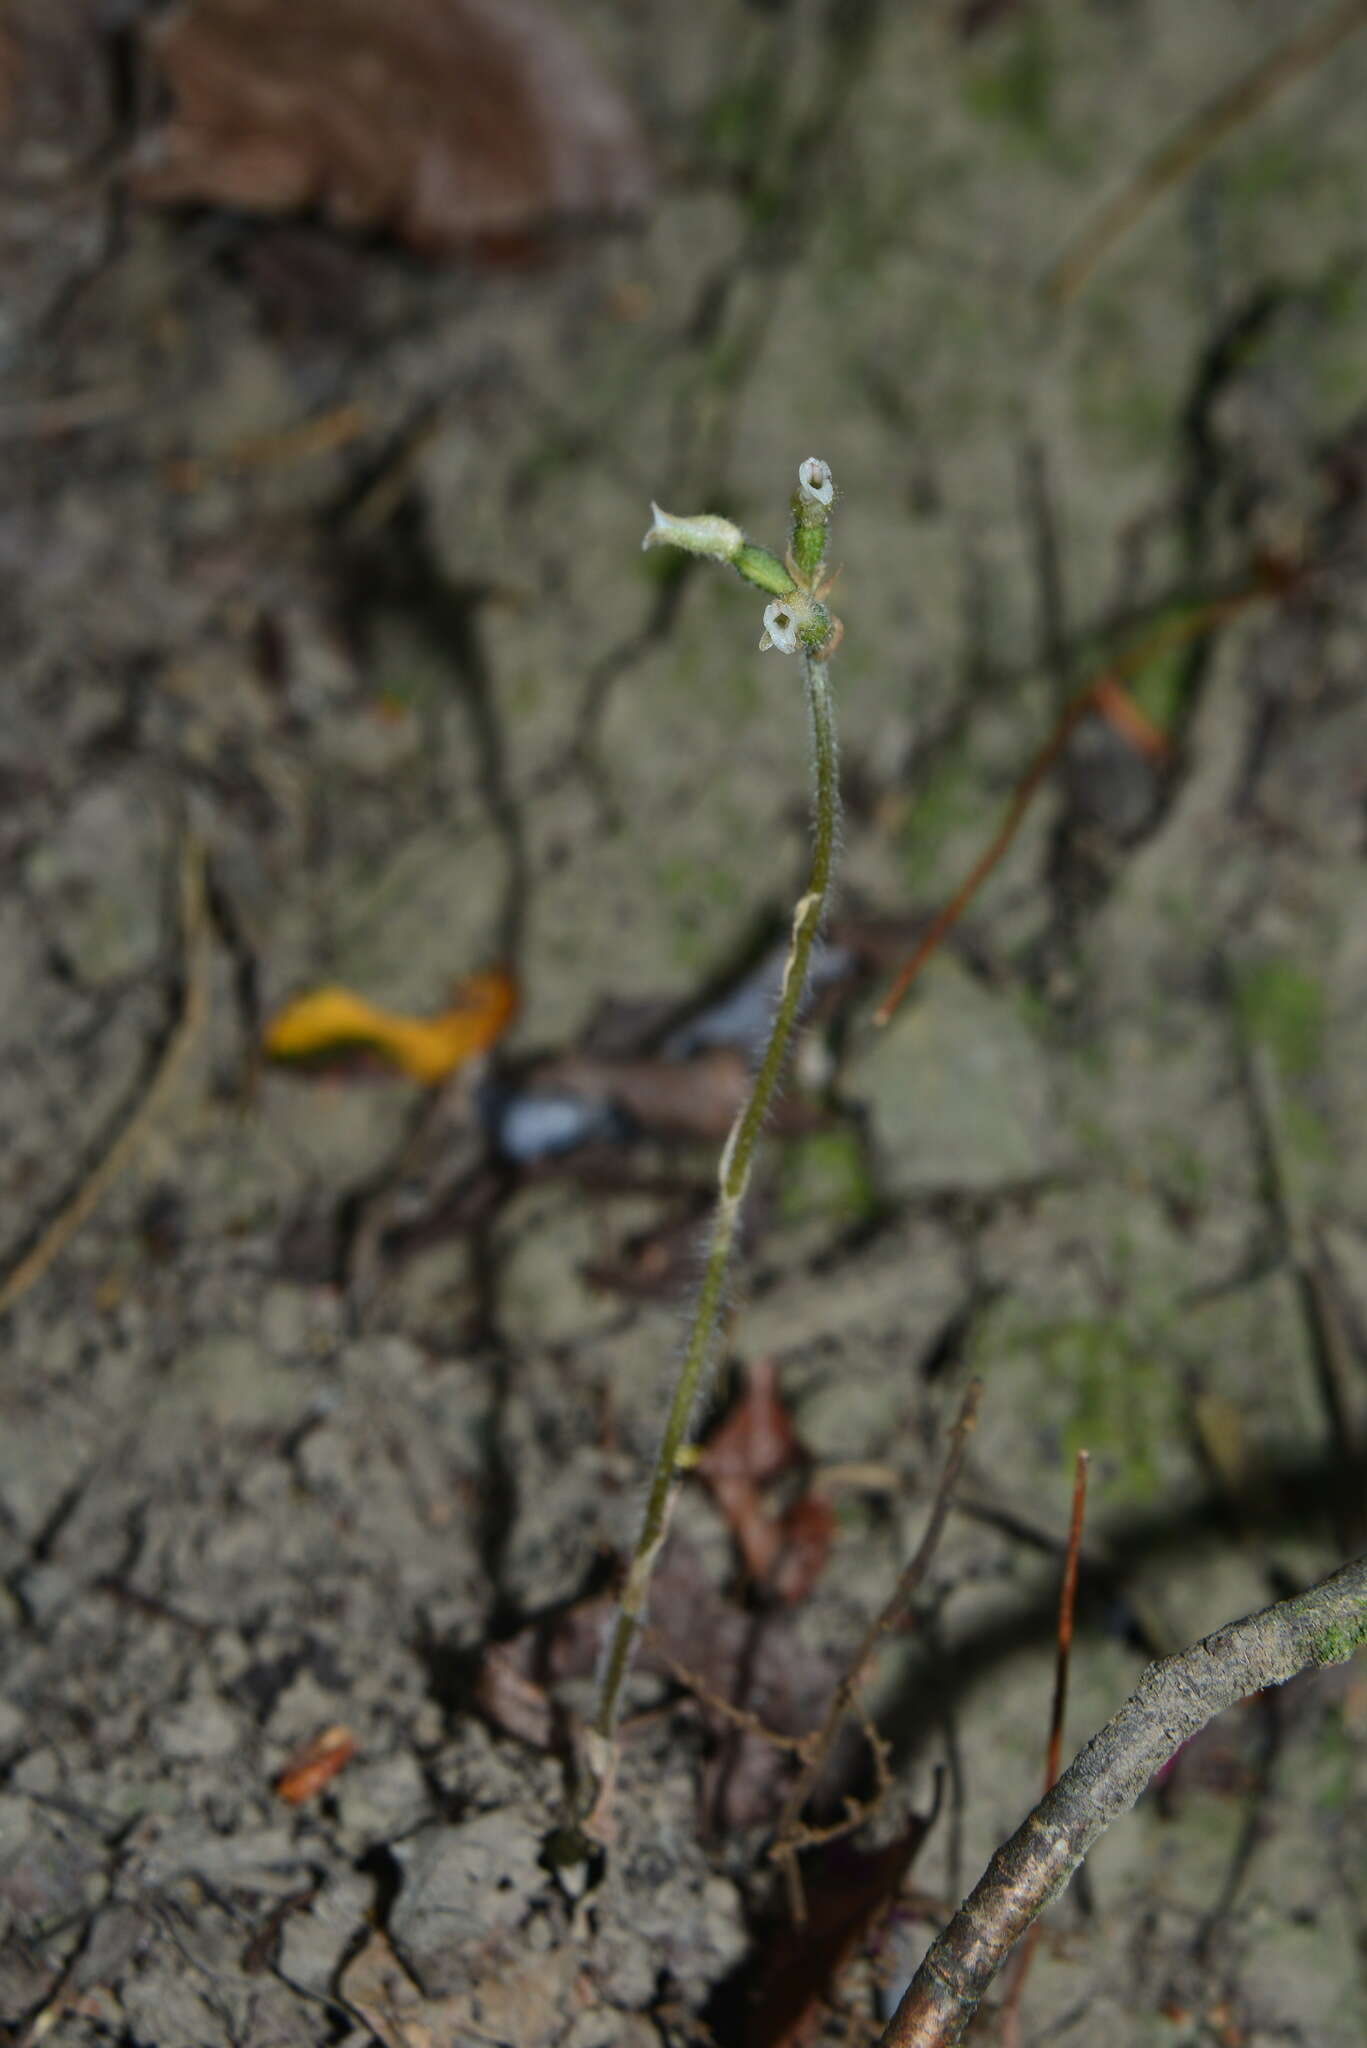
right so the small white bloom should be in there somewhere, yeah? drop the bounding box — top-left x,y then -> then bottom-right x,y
797,457 -> 834,508
641,503 -> 744,561
759,599 -> 800,653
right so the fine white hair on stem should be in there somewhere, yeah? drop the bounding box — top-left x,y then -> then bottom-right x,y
808,687 -> 844,873
589,1197 -> 739,1707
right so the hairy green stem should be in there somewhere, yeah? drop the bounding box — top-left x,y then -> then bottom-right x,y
592,647 -> 840,1747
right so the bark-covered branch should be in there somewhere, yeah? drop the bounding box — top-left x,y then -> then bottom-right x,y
879,1554 -> 1367,2048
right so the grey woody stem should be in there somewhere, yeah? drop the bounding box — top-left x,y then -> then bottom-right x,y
880,1553 -> 1367,2047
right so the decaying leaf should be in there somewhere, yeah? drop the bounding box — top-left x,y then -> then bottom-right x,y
737,1826 -> 932,2048
696,1357 -> 803,1489
697,1360 -> 834,1603
264,967 -> 515,1083
274,1723 -> 357,1804
768,1493 -> 836,1607
340,1927 -> 577,2048
1091,674 -> 1173,763
134,0 -> 654,252
476,1541 -> 845,1829
473,1646 -> 557,1751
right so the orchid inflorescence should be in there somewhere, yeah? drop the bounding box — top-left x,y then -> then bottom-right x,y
643,455 -> 843,660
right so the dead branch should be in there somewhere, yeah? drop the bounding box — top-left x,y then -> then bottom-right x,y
997,1449 -> 1089,2048
771,1380 -> 982,1920
1243,1037 -> 1364,1553
0,832 -> 209,1317
874,581 -> 1272,1026
878,1553 -> 1367,2047
1045,0 -> 1367,305
643,1626 -> 812,1756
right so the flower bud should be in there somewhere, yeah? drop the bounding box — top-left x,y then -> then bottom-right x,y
641,503 -> 745,562
791,458 -> 835,581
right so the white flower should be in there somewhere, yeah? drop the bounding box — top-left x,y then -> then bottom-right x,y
759,599 -> 801,653
797,457 -> 834,508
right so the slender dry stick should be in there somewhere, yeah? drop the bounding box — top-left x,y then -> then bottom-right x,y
1244,1040 -> 1364,1552
874,581 -> 1272,1029
1042,1452 -> 1089,1795
0,383 -> 142,442
642,1624 -> 812,1755
997,1449 -> 1090,2048
589,464 -> 843,1791
0,831 -> 210,1317
771,1380 -> 983,1921
878,1553 -> 1367,2048
1045,0 -> 1367,306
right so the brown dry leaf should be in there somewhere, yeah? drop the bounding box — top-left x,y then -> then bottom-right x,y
1091,674 -> 1173,763
696,1358 -> 804,1590
477,1541 -> 842,1828
706,1476 -> 834,1603
340,1929 -> 576,2048
768,1494 -> 835,1607
695,1361 -> 833,1602
696,1358 -> 802,1488
473,1645 -> 556,1750
273,1723 -> 357,1804
134,0 -> 653,252
739,1825 -> 932,2048
263,967 -> 515,1083
338,1932 -> 429,2048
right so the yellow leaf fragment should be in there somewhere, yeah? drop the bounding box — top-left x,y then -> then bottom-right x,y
264,968 -> 515,1083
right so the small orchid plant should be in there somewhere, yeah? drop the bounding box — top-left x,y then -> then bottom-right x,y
588,460 -> 844,1802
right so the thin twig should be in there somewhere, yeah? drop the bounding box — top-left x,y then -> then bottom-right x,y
1045,0 -> 1367,305
1244,1041 -> 1364,1552
164,400 -> 370,492
874,583 -> 1271,1027
878,1553 -> 1367,2047
642,1625 -> 813,1755
0,383 -> 142,442
771,1381 -> 983,1921
1045,1452 -> 1089,1793
997,1449 -> 1089,2048
0,832 -> 210,1317
342,403 -> 446,538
